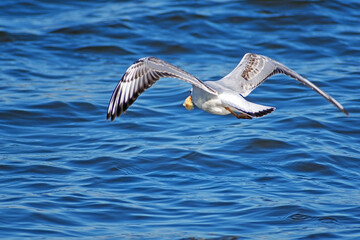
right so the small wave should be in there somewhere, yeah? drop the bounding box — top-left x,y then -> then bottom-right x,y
288,213 -> 338,224
180,236 -> 240,240
76,45 -> 133,55
0,30 -> 14,42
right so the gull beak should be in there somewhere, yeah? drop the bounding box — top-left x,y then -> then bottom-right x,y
183,95 -> 194,111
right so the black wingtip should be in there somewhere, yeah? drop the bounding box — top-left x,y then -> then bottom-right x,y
342,108 -> 349,116
106,112 -> 115,122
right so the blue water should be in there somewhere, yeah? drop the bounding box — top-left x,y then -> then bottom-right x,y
1,0 -> 360,239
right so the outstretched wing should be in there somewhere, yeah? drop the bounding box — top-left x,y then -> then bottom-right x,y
107,57 -> 216,121
217,53 -> 348,115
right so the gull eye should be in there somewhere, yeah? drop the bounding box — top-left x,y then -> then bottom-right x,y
189,89 -> 193,94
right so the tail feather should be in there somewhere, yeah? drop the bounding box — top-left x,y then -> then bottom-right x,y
220,92 -> 275,118
242,106 -> 275,118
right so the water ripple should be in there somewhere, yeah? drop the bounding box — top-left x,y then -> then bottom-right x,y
1,0 -> 360,239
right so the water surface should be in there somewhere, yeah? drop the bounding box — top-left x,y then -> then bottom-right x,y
1,1 -> 360,239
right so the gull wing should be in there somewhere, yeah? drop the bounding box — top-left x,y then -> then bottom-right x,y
107,57 -> 216,121
217,53 -> 348,115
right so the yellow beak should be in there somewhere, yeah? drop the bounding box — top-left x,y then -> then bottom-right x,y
183,95 -> 194,111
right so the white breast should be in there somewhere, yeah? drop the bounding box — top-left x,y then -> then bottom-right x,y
192,87 -> 230,115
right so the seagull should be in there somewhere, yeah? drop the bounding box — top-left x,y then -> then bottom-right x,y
107,53 -> 348,121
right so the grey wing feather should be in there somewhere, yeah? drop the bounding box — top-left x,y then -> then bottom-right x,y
217,53 -> 348,116
107,57 -> 216,121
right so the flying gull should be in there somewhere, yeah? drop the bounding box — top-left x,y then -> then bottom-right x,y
107,53 -> 348,121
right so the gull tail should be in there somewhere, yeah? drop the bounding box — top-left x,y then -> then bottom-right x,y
236,102 -> 275,118
244,104 -> 275,118
220,93 -> 275,118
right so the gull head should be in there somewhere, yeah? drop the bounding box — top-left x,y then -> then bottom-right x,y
183,95 -> 194,111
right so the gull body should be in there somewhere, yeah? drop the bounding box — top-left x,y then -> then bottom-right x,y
107,53 -> 348,121
191,83 -> 230,115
